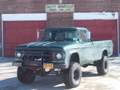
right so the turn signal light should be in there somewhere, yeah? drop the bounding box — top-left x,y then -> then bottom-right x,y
52,52 -> 55,59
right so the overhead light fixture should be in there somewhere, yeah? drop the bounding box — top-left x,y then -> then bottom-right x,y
102,11 -> 106,15
112,12 -> 115,17
59,16 -> 62,20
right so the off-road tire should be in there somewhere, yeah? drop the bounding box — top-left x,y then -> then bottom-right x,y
63,62 -> 82,88
17,67 -> 36,84
96,55 -> 108,75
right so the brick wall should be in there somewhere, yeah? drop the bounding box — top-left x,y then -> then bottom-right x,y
0,0 -> 120,14
47,12 -> 73,27
0,0 -> 120,56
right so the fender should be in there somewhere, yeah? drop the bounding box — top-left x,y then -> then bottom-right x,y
67,48 -> 80,66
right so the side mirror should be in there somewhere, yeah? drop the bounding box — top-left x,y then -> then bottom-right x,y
37,30 -> 39,41
86,31 -> 90,40
37,29 -> 44,41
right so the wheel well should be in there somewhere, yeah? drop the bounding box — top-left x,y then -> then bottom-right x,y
103,50 -> 108,56
70,53 -> 80,63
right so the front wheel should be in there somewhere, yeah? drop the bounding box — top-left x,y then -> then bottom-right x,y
96,55 -> 108,75
17,67 -> 36,84
63,62 -> 82,88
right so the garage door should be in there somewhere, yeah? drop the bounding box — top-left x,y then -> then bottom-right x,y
74,13 -> 118,55
2,13 -> 47,57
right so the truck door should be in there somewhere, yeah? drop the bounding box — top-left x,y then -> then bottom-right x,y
79,30 -> 95,64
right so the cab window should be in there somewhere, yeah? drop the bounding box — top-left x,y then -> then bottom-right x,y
79,30 -> 89,42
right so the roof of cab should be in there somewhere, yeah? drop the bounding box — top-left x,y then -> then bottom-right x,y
45,27 -> 88,31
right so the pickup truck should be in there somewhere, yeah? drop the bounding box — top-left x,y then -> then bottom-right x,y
13,27 -> 113,88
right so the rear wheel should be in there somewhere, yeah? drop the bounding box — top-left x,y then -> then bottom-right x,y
17,67 -> 36,84
63,62 -> 82,88
96,55 -> 108,75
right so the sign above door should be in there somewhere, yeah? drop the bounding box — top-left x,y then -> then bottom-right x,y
45,4 -> 74,12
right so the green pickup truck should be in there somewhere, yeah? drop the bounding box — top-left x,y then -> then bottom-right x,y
13,27 -> 113,88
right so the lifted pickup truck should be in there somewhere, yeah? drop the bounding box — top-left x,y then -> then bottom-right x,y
13,27 -> 113,88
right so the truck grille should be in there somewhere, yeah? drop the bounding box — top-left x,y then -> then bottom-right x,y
23,51 -> 52,62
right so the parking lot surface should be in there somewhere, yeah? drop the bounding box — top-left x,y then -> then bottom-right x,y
0,57 -> 120,90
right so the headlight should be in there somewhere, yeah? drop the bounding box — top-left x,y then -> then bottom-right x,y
16,52 -> 22,58
56,53 -> 62,60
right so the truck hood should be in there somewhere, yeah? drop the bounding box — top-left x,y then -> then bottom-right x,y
16,41 -> 77,50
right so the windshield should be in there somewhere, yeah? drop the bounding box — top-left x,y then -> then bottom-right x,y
41,30 -> 79,41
